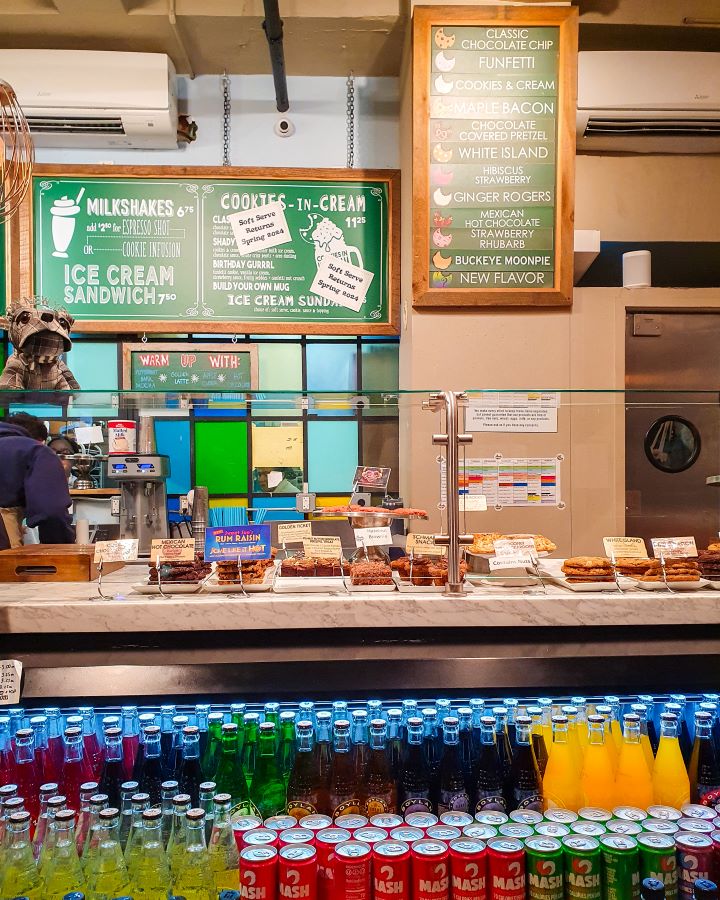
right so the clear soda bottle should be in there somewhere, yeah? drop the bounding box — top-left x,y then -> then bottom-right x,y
99,727 -> 125,809
178,726 -> 204,807
13,728 -> 41,825
30,715 -> 54,786
250,722 -> 286,819
208,792 -> 240,892
31,782 -> 59,860
120,706 -> 139,782
0,715 -> 16,787
438,716 -> 470,814
80,792 -> 109,868
166,792 -> 191,878
132,713 -> 157,783
78,707 -> 104,781
194,704 -> 211,761
118,780 -> 139,851
44,708 -> 65,782
172,808 -> 215,900
159,705 -> 177,777
42,808 -> 86,900
332,701 -> 348,725
84,807 -> 132,900
168,715 -> 190,781
0,810 -> 43,899
37,795 -> 68,877
160,780 -> 179,847
123,791 -> 151,872
474,715 -> 505,813
198,781 -> 216,843
399,716 -> 433,816
138,726 -> 164,807
366,699 -> 383,723
130,807 -> 172,899
689,710 -> 720,803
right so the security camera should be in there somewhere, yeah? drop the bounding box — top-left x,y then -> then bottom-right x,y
274,118 -> 295,137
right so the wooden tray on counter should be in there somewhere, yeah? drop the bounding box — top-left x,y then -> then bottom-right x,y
0,545 -> 124,582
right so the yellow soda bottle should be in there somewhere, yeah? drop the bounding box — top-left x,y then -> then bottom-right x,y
562,705 -> 585,775
630,702 -> 655,774
166,792 -> 192,878
208,792 -> 240,891
131,808 -> 173,900
0,810 -> 43,900
581,714 -> 616,809
543,715 -> 582,811
84,807 -> 132,900
595,705 -> 619,773
615,713 -> 654,809
653,712 -> 691,809
538,698 -> 554,759
123,791 -> 150,876
43,809 -> 87,900
571,696 -> 589,752
527,706 -> 549,777
605,696 -> 624,750
172,808 -> 215,900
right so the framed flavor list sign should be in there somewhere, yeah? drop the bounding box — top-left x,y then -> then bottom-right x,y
12,165 -> 399,334
122,343 -> 258,391
413,6 -> 578,308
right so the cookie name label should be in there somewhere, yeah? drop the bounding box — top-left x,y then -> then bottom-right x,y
603,536 -> 647,559
651,536 -> 698,559
152,537 -> 195,564
355,526 -> 393,548
94,539 -> 139,563
407,533 -> 446,556
277,522 -> 313,544
303,536 -> 343,559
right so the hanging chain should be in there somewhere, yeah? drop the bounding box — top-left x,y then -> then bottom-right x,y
346,72 -> 355,169
222,70 -> 231,167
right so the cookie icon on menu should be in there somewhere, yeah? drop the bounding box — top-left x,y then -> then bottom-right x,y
433,211 -> 453,228
432,144 -> 453,163
431,168 -> 454,187
432,229 -> 452,249
434,28 -> 456,49
435,51 -> 456,73
432,251 -> 452,270
433,188 -> 453,207
432,270 -> 453,288
434,75 -> 454,94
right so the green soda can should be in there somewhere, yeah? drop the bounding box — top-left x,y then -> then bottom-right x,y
637,832 -> 678,900
546,809 -> 579,825
579,807 -> 613,823
563,835 -> 603,900
571,821 -> 607,838
607,820 -> 643,837
537,822 -> 571,839
600,834 -> 640,900
643,819 -> 679,837
525,836 -> 564,900
613,807 -> 648,824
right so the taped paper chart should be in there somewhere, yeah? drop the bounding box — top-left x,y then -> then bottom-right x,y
459,457 -> 561,507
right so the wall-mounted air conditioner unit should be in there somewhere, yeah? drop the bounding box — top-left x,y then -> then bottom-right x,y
0,49 -> 178,149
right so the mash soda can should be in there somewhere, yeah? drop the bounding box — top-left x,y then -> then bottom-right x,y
462,823 -> 498,842
570,821 -> 607,838
352,826 -> 388,846
279,828 -> 316,847
439,811 -> 473,829
372,840 -> 411,900
487,837 -> 526,900
233,814 -> 263,850
370,814 -> 403,831
545,809 -> 579,825
613,807 -> 648,824
315,827 -> 351,900
300,815 -> 333,834
637,832 -> 678,900
333,840 -> 372,900
335,814 -> 368,832
579,808 -> 613,824
475,810 -> 509,827
278,844 -> 318,900
536,822 -> 571,839
681,804 -> 717,821
240,845 -> 279,900
678,818 -> 715,835
676,832 -> 714,899
245,828 -> 280,849
600,834 -> 640,900
525,836 -> 564,900
647,806 -> 682,822
390,826 -> 424,844
449,838 -> 488,900
644,819 -> 680,837
266,815 -> 300,833
426,825 -> 461,843
411,839 -> 450,900
405,812 -> 439,831
499,823 -> 534,840
562,835 -> 603,900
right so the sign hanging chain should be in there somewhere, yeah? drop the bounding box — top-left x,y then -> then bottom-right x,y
346,72 -> 355,169
222,70 -> 231,166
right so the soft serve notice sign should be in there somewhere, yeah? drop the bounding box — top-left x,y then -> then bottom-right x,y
22,166 -> 399,335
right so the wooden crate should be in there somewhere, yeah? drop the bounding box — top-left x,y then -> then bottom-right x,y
0,545 -> 124,582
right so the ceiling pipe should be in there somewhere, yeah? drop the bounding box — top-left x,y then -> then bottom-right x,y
262,0 -> 290,113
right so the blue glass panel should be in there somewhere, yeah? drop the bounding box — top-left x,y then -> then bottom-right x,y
68,342 -> 118,390
154,419 -> 191,495
307,420 -> 359,493
9,403 -> 63,418
306,344 -> 357,392
251,496 -> 303,522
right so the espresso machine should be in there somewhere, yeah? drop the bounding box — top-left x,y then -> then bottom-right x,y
106,454 -> 171,556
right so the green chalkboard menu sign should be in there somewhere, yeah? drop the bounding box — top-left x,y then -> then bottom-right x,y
21,166 -> 399,334
413,7 -> 577,308
122,342 -> 258,391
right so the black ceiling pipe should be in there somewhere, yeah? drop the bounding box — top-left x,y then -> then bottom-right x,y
262,0 -> 290,113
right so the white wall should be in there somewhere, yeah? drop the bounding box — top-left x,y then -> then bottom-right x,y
34,74 -> 400,170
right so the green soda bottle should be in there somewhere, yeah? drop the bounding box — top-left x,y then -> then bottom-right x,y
166,792 -> 192,878
42,808 -> 86,900
278,711 -> 297,787
172,808 -> 215,900
123,791 -> 150,875
0,810 -> 43,900
84,807 -> 132,900
214,724 -> 252,816
201,713 -> 224,780
208,792 -> 240,892
241,713 -> 260,789
250,722 -> 287,819
130,807 -> 172,900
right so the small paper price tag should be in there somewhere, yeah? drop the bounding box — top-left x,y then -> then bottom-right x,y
494,538 -> 537,560
94,539 -> 139,563
0,660 -> 22,705
355,526 -> 393,548
651,536 -> 698,559
303,536 -> 343,559
406,534 -> 446,557
459,494 -> 488,512
489,555 -> 535,571
151,538 -> 195,564
603,537 -> 647,559
277,522 -> 313,544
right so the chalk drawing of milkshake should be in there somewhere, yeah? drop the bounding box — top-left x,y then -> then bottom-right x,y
50,187 -> 84,257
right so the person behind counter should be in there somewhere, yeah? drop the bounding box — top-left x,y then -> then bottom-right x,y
0,412 -> 74,550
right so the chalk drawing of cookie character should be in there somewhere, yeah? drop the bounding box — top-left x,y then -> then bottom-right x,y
299,214 -> 365,270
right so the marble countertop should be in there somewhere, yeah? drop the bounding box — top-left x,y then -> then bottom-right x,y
1,567 -> 719,633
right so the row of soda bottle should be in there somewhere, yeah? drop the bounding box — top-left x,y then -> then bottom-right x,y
6,790 -> 720,900
1,693 -> 718,824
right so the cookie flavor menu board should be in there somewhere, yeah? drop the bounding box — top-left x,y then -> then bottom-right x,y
24,167 -> 399,334
413,7 -> 577,308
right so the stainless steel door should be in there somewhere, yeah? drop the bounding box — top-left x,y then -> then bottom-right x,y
625,311 -> 720,548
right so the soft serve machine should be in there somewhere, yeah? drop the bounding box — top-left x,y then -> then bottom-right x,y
106,454 -> 171,555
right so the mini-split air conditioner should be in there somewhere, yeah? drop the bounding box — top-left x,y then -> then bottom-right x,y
577,51 -> 720,154
0,49 -> 178,149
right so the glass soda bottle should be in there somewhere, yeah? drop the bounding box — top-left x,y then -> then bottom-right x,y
508,715 -> 542,812
604,696 -> 624,749
30,715 -> 53,786
503,698 -> 520,748
132,713 -> 157,783
241,713 -> 260,789
561,705 -> 585,775
42,808 -> 86,900
493,706 -> 514,804
130,807 -> 172,900
99,727 -> 125,809
398,716 -> 433,816
250,722 -> 286,819
78,707 -> 104,781
386,708 -> 404,781
366,699 -> 383,723
120,706 -> 139,782
13,728 -> 41,825
351,710 -> 371,796
80,792 -> 109,867
615,712 -> 654,809
168,715 -> 189,780
438,716 -> 470,814
538,698 -> 554,757
0,810 -> 43,899
422,707 -> 442,811
123,791 -> 151,874
332,701 -> 348,725
665,701 -> 693,766
166,792 -> 191,879
287,720 -> 328,820
159,705 -> 176,777
594,705 -> 619,774
315,711 -> 333,793
37,795 -> 66,876
638,695 -> 660,753
172,808 -> 215,900
0,715 -> 16,786
44,708 -> 65,781
699,702 -> 720,754
474,715 -> 506,813
160,780 -> 179,847
653,712 -> 690,808
199,781 -> 216,843
137,725 -> 164,807
278,711 -> 297,787
571,696 -> 589,751
543,715 -> 582,812
208,792 -> 240,892
364,718 -> 397,816
84,807 -> 132,900
178,726 -> 204,807
194,704 -> 211,761
527,706 -> 549,777
328,719 -> 360,819
118,779 -> 139,851
630,703 -> 656,774
401,700 -> 418,739
61,727 -> 95,813
580,714 -> 616,809
202,712 -> 225,780
31,783 -> 60,860
457,707 -> 476,806
214,723 -> 252,816
470,699 -> 485,754
231,702 -> 247,728
689,710 -> 720,803
264,702 -> 280,729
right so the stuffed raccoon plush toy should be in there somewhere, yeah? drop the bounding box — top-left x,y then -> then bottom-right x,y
0,296 -> 80,390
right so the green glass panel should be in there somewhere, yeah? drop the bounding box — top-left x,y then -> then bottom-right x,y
258,343 -> 302,391
307,420 -> 358,492
361,342 -> 399,391
194,420 -> 248,494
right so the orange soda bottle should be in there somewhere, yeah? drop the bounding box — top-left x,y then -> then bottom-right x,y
653,712 -> 690,809
543,715 -> 581,812
615,713 -> 654,808
580,714 -> 616,809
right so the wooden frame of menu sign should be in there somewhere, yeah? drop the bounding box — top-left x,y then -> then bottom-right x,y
7,164 -> 400,334
121,342 -> 259,391
412,6 -> 578,308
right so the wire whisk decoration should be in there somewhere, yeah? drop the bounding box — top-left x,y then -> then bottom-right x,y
0,80 -> 34,224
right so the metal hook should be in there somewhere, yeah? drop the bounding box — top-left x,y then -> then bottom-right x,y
141,332 -> 148,344
232,333 -> 238,344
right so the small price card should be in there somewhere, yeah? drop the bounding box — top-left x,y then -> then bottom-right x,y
494,537 -> 538,560
489,555 -> 535,571
651,536 -> 698,559
151,538 -> 195,564
0,660 -> 22,705
406,533 -> 446,557
459,494 -> 488,512
204,526 -> 272,562
277,522 -> 313,544
603,536 -> 647,559
303,536 -> 343,559
355,526 -> 393,548
94,539 -> 139,563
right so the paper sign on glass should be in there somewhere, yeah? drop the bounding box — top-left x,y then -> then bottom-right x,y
310,257 -> 374,313
228,200 -> 292,256
75,424 -> 105,445
353,466 -> 391,491
355,526 -> 393,548
459,494 -> 488,512
494,538 -> 537,560
303,536 -> 343,559
94,539 -> 139,563
277,522 -> 313,544
204,526 -> 272,562
151,538 -> 195,564
406,533 -> 446,557
489,555 -> 535,571
0,660 -> 22,705
603,537 -> 647,559
651,536 -> 698,559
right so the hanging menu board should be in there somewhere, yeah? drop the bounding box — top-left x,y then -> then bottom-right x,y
17,166 -> 399,334
122,342 -> 258,391
413,6 -> 577,308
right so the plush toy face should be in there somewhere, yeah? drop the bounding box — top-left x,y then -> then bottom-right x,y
6,299 -> 74,359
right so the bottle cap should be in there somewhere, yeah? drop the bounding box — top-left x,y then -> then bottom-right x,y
131,793 -> 150,804
213,793 -> 232,805
142,809 -> 163,821
99,808 -> 120,820
186,808 -> 205,821
55,809 -> 76,822
172,794 -> 192,806
104,727 -> 122,738
183,725 -> 199,735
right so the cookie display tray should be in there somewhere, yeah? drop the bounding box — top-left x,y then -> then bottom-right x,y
274,576 -> 349,594
131,582 -> 206,595
542,576 -> 627,593
393,574 -> 474,593
204,569 -> 276,593
631,578 -> 710,591
346,582 -> 397,593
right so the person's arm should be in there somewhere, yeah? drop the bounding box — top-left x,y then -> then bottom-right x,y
23,445 -> 75,544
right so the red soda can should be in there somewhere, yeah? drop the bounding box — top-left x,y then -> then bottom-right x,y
475,811 -> 509,827
406,812 -> 440,831
266,815 -> 300,833
280,827 -> 316,847
353,826 -> 388,846
681,804 -> 717,821
373,839 -> 412,900
449,838 -> 488,900
391,826 -> 425,844
678,818 -> 715,835
245,828 -> 280,849
371,814 -> 404,830
279,843 -> 318,900
411,839 -> 451,900
240,845 -> 279,900
333,840 -> 372,900
315,827 -> 351,900
233,815 -> 263,850
711,830 -> 720,881
439,812 -> 473,829
462,823 -> 498,842
335,814 -> 368,831
300,814 -> 333,834
676,832 -> 714,898
486,837 -> 526,900
426,825 -> 462,843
